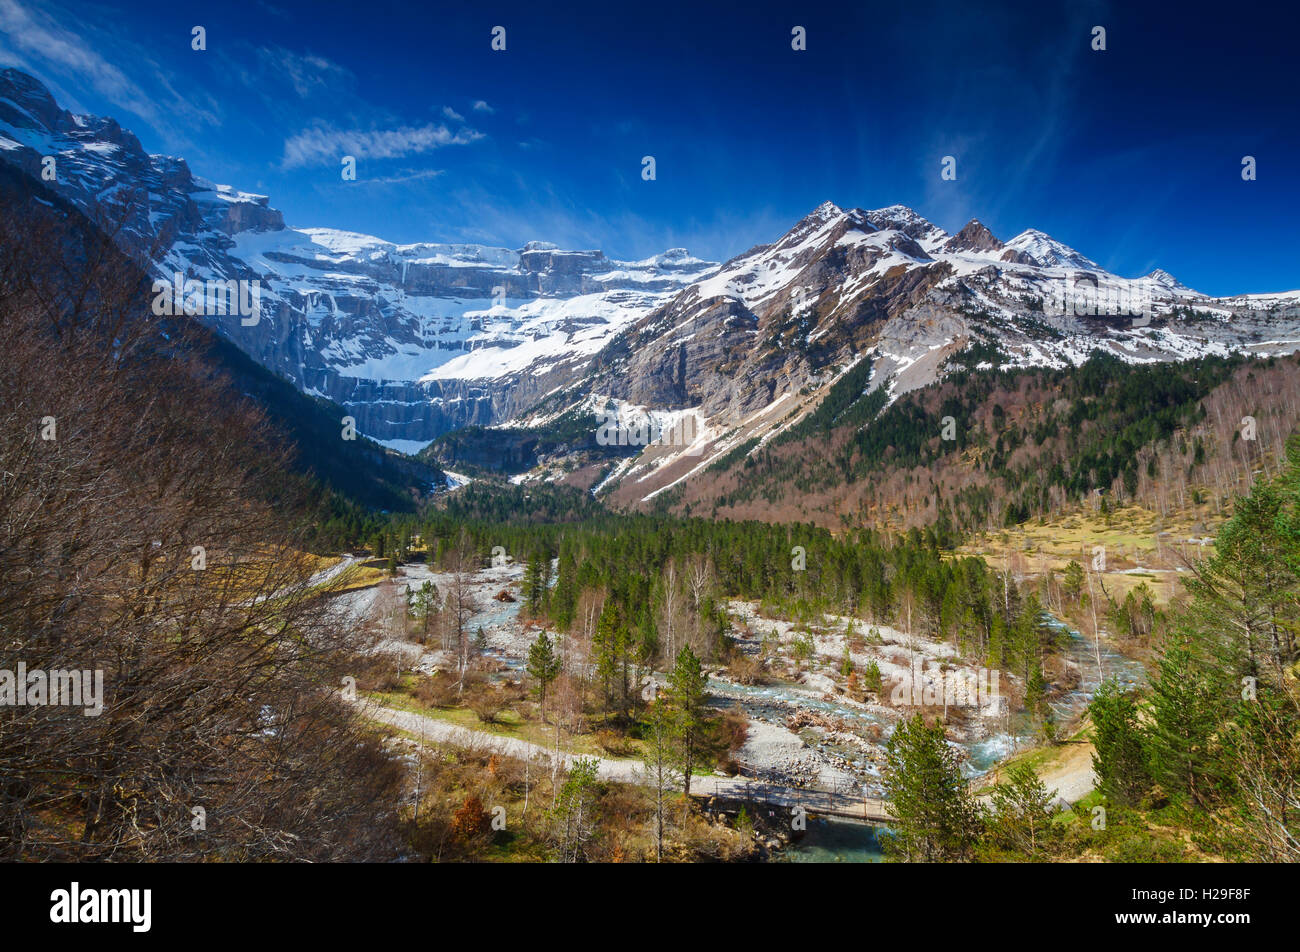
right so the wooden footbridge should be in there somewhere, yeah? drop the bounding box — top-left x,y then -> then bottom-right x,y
690,775 -> 894,825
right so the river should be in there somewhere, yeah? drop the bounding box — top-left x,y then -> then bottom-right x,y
723,610 -> 1149,860
779,817 -> 886,863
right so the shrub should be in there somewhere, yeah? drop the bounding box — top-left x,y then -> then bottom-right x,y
466,684 -> 509,724
712,706 -> 750,770
727,653 -> 766,685
595,729 -> 637,757
451,796 -> 492,840
415,673 -> 459,708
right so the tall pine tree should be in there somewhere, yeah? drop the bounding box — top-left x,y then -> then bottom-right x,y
881,714 -> 981,861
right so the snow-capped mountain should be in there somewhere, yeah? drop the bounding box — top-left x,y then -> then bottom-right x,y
2,66 -> 1297,492
523,200 -> 1300,503
1000,227 -> 1102,270
0,68 -> 715,452
595,196 -> 1298,418
212,225 -> 713,452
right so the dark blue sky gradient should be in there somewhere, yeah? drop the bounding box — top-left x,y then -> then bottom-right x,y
2,0 -> 1297,294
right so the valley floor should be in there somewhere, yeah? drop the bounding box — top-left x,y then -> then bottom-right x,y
336,555 -> 1144,814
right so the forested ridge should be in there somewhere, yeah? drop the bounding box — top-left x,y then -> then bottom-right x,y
676,350 -> 1300,534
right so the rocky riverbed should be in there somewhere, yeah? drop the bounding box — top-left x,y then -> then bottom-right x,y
340,559 -> 1143,801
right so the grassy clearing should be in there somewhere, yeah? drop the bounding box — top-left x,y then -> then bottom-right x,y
959,503 -> 1224,608
327,561 -> 387,593
364,687 -> 631,759
968,507 -> 1192,566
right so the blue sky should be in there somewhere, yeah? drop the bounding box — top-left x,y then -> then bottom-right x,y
1,0 -> 1297,295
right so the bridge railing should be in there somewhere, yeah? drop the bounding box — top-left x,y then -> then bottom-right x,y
703,770 -> 893,821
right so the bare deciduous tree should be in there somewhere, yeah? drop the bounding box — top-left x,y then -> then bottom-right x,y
0,192 -> 404,861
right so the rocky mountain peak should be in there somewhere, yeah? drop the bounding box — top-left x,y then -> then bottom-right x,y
809,199 -> 844,220
860,204 -> 948,246
0,68 -> 67,130
944,219 -> 1003,253
1003,228 -> 1101,271
772,200 -> 848,248
1146,268 -> 1185,289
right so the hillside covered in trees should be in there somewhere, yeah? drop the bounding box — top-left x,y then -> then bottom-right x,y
876,435 -> 1300,862
664,351 -> 1300,536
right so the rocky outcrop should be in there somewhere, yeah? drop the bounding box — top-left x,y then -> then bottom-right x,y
944,219 -> 1003,254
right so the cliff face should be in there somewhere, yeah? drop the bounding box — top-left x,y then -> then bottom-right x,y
0,69 -> 715,449
547,199 -> 1300,506
4,67 -> 1298,491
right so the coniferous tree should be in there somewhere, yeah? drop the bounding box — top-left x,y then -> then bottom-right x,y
521,548 -> 552,618
591,604 -> 623,715
1144,641 -> 1222,806
407,579 -> 439,644
881,714 -> 981,861
551,757 -> 600,863
641,694 -> 680,862
863,659 -> 883,695
1183,471 -> 1299,690
987,762 -> 1057,858
526,631 -> 562,723
1062,560 -> 1085,605
1089,679 -> 1151,806
663,646 -> 709,799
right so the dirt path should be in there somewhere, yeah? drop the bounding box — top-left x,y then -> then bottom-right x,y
1035,741 -> 1098,803
364,700 -> 645,783
977,738 -> 1098,805
363,700 -> 891,820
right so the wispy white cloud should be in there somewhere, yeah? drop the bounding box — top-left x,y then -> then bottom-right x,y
282,121 -> 483,168
442,106 -> 464,122
355,167 -> 445,187
471,100 -> 494,114
0,0 -> 217,131
916,5 -> 1092,236
215,43 -> 358,120
261,46 -> 354,99
254,0 -> 291,20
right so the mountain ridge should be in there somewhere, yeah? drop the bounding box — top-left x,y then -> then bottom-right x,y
0,68 -> 716,451
2,67 -> 1298,503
